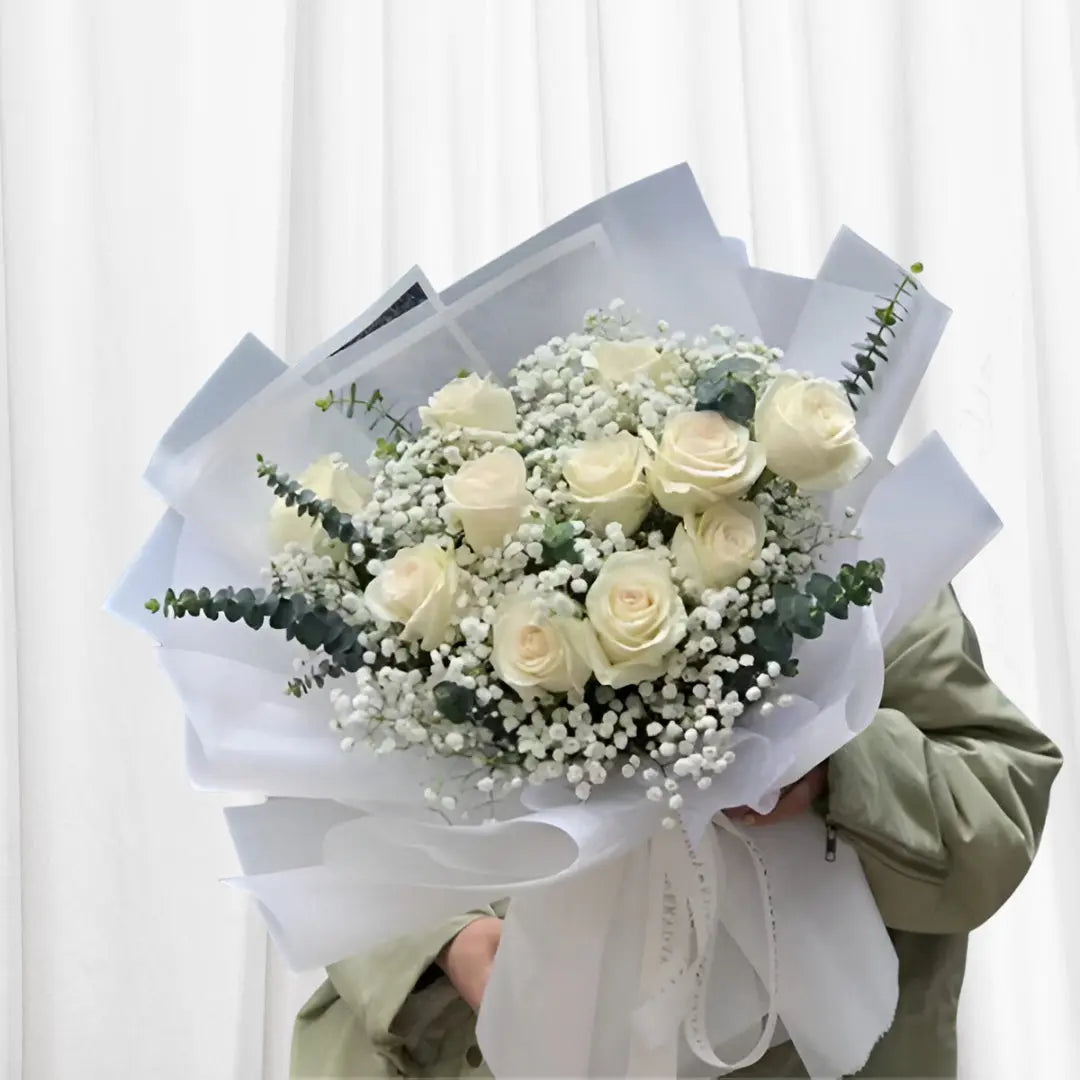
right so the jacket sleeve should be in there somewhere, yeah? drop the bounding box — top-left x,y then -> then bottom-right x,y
826,588 -> 1062,934
321,906 -> 499,1075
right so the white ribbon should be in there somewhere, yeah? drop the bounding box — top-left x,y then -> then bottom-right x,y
630,816 -> 781,1076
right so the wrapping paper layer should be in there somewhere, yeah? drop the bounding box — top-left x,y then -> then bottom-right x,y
110,165 -> 997,1078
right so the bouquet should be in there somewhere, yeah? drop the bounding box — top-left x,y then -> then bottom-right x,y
110,165 -> 1000,1077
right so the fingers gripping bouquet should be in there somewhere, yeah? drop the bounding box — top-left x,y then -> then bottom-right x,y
111,167 -> 1000,1078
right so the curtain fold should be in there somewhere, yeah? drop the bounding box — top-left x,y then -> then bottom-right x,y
0,96 -> 25,1080
1,1 -> 1076,1077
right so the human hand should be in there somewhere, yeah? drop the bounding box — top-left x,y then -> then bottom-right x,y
437,916 -> 502,1011
724,762 -> 828,826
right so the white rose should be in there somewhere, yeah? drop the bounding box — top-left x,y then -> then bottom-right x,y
562,432 -> 652,536
754,373 -> 871,491
643,410 -> 765,515
364,542 -> 460,650
268,453 -> 372,556
583,551 -> 687,688
443,447 -> 534,551
418,372 -> 518,442
671,499 -> 766,589
588,338 -> 677,387
491,595 -> 595,698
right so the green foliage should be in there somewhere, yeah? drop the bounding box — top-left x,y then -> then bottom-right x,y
694,368 -> 757,426
374,436 -> 401,460
835,557 -> 886,606
773,582 -> 825,639
704,354 -> 762,378
432,681 -> 475,723
753,558 -> 886,667
841,263 -> 922,409
255,455 -> 365,552
805,571 -> 850,619
315,382 -> 414,440
753,615 -> 795,664
541,520 -> 581,567
286,656 -> 345,698
145,584 -> 369,682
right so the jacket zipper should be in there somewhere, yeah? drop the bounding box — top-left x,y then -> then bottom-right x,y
824,817 -> 947,882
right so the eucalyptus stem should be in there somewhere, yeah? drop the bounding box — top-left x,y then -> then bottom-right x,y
255,455 -> 366,557
315,383 -> 414,439
841,262 -> 923,409
145,585 -> 369,678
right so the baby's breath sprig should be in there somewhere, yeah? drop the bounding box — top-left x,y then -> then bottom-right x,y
841,263 -> 923,408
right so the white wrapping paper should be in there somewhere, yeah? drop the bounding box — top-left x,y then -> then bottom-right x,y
110,165 -> 1000,1078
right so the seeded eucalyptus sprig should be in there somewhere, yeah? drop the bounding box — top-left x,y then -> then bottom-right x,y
144,585 -> 369,685
752,558 -> 886,671
841,263 -> 923,409
255,454 -> 367,558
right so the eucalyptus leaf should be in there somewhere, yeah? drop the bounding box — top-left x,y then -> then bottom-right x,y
433,681 -> 475,723
805,573 -> 848,617
696,378 -> 756,427
269,597 -> 294,629
326,624 -> 361,656
701,354 -> 762,381
295,611 -> 328,650
754,616 -> 794,663
542,520 -> 580,567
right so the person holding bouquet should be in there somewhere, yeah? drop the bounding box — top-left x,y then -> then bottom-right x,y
290,587 -> 1061,1079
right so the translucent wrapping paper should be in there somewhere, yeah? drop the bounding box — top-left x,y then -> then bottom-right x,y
110,165 -> 999,1078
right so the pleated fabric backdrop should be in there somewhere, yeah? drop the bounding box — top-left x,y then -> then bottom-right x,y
1,2 -> 1077,1076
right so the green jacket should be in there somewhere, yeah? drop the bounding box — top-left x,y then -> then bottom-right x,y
290,590 -> 1062,1078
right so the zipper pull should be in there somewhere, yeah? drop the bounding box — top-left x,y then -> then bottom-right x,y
825,824 -> 838,863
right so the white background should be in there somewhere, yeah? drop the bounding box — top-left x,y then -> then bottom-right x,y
1,1 -> 1078,1077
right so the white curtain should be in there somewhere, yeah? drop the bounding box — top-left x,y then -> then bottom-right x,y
2,1 -> 1078,1077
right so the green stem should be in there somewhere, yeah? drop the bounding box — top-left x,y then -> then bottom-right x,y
841,264 -> 921,409
316,383 -> 414,439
